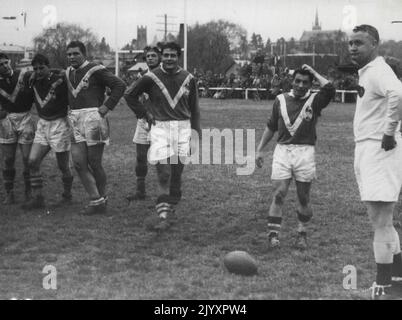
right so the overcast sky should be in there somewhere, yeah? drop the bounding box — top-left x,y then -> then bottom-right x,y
0,0 -> 401,48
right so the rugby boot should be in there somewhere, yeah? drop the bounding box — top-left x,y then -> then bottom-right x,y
369,282 -> 402,300
268,232 -> 280,248
80,197 -> 107,216
145,196 -> 173,231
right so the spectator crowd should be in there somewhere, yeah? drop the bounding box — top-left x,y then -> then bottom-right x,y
193,63 -> 360,101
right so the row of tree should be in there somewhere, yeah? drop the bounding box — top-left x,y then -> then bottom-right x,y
32,21 -> 402,75
33,23 -> 111,68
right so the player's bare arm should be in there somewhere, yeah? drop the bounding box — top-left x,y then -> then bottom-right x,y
256,127 -> 275,168
302,64 -> 329,87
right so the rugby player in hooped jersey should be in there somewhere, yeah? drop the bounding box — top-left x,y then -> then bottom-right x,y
124,42 -> 201,231
22,53 -> 74,210
256,64 -> 335,250
66,41 -> 126,215
0,53 -> 35,205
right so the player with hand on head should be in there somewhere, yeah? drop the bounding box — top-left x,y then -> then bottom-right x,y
0,53 -> 35,205
256,64 -> 335,250
126,46 -> 161,202
22,53 -> 73,210
124,42 -> 201,231
66,41 -> 126,215
349,24 -> 402,300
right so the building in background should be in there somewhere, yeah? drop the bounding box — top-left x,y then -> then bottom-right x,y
284,10 -> 348,73
137,26 -> 147,50
0,43 -> 34,69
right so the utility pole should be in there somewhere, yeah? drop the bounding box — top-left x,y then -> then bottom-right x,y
157,14 -> 177,42
115,0 -> 119,76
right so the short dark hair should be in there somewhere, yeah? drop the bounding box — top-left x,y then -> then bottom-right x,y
66,40 -> 87,56
0,53 -> 9,60
144,46 -> 161,55
31,53 -> 50,66
352,24 -> 380,44
293,69 -> 314,83
161,42 -> 181,57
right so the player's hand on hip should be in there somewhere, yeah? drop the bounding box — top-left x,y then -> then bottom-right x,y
256,152 -> 264,168
381,134 -> 397,151
98,105 -> 109,118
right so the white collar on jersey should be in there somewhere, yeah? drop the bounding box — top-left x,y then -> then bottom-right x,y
289,89 -> 311,99
160,65 -> 182,74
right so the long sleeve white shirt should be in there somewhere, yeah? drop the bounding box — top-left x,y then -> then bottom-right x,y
354,56 -> 402,142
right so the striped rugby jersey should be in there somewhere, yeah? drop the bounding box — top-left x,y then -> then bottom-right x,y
124,66 -> 200,133
267,83 -> 335,145
32,70 -> 69,121
0,70 -> 34,113
66,61 -> 126,111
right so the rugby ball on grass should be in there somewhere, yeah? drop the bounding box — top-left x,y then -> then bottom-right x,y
223,251 -> 258,276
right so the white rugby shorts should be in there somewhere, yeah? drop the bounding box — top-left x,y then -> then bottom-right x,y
68,108 -> 110,146
354,137 -> 402,202
271,144 -> 316,182
148,120 -> 191,163
34,117 -> 72,153
0,112 -> 35,144
133,118 -> 150,145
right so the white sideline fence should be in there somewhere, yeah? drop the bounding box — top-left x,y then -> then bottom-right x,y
199,87 -> 358,103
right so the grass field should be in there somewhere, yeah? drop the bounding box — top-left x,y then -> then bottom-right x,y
0,98 -> 400,300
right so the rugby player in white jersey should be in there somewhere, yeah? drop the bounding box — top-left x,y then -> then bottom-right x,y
349,24 -> 402,299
